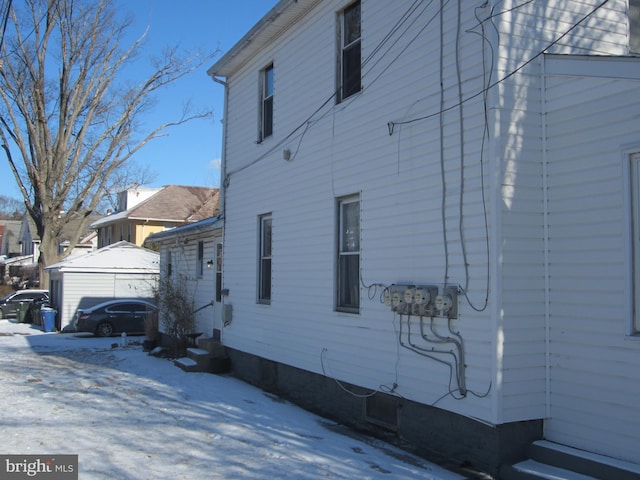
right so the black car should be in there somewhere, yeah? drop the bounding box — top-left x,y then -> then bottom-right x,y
73,299 -> 158,337
0,290 -> 49,320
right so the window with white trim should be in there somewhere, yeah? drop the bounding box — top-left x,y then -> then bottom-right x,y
258,214 -> 272,304
259,64 -> 274,141
631,152 -> 640,334
338,1 -> 361,103
631,0 -> 640,53
197,240 -> 204,278
337,195 -> 360,313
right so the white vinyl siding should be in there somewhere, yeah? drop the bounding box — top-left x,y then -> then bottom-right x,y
543,55 -> 640,463
158,235 -> 217,335
217,0 -> 637,442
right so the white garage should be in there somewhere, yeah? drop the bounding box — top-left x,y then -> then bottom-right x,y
45,241 -> 159,332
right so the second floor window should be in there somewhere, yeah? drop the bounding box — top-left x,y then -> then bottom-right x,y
338,1 -> 361,102
260,64 -> 274,141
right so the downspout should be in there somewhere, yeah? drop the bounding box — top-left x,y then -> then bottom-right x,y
541,54 -> 551,420
210,74 -> 229,340
211,75 -> 228,220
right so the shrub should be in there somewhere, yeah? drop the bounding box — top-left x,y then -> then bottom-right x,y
154,275 -> 195,356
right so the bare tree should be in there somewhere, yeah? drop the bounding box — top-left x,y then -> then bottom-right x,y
0,0 -> 216,284
0,195 -> 23,219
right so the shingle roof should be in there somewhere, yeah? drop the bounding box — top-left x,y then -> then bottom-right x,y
90,185 -> 219,228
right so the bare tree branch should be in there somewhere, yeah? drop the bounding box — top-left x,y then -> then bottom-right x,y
0,0 -> 219,282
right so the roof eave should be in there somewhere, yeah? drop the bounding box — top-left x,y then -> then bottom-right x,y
207,0 -> 321,78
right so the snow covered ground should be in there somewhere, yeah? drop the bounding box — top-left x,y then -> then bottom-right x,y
0,319 -> 464,480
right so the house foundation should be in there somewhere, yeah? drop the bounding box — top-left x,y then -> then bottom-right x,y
226,347 -> 542,478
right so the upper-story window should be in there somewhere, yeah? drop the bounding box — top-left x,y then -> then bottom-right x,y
338,1 -> 361,102
631,0 -> 640,53
259,64 -> 274,141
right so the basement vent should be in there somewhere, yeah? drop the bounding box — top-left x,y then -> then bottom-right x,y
364,394 -> 399,431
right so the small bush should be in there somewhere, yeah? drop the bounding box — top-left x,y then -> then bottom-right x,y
154,275 -> 195,356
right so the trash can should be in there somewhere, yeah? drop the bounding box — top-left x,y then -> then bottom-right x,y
41,307 -> 57,332
17,302 -> 30,323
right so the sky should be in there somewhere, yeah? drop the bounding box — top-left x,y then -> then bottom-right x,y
0,319 -> 463,480
0,1 -> 279,202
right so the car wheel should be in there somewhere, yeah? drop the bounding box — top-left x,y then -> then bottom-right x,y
95,322 -> 114,337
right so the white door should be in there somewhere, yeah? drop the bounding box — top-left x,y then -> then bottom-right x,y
212,236 -> 223,337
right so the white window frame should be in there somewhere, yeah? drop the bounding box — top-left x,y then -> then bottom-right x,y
258,214 -> 272,304
628,150 -> 640,335
337,1 -> 361,103
630,0 -> 640,54
197,240 -> 204,278
259,64 -> 274,142
336,195 -> 360,313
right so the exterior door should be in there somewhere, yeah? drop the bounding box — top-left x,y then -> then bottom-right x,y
212,236 -> 223,337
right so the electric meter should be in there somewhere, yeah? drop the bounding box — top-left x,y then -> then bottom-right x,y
403,288 -> 414,304
435,294 -> 452,313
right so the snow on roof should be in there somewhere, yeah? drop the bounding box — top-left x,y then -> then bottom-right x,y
45,241 -> 159,273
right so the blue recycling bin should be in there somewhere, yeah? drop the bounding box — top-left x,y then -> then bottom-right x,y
41,307 -> 57,332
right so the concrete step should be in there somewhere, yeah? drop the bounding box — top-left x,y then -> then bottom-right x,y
530,441 -> 640,480
184,347 -> 211,372
174,357 -> 198,372
176,346 -> 231,374
503,460 -> 597,480
501,441 -> 640,480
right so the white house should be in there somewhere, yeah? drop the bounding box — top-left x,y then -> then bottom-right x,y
145,217 -> 224,341
207,1 -> 640,477
45,241 -> 159,331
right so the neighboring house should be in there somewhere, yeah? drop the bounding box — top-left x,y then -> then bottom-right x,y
145,217 -> 224,341
45,241 -> 159,332
18,213 -> 99,261
207,1 -> 640,477
0,220 -> 21,257
90,185 -> 219,248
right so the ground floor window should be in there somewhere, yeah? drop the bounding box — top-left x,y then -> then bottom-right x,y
258,214 -> 272,304
337,195 -> 360,313
630,153 -> 640,334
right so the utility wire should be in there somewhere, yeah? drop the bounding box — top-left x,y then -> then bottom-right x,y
389,0 -> 611,128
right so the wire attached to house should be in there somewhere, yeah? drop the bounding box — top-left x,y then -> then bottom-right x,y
389,0 -> 611,129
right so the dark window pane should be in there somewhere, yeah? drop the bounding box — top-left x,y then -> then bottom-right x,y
260,258 -> 271,301
342,42 -> 361,99
344,2 -> 361,45
338,255 -> 359,310
263,97 -> 273,138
